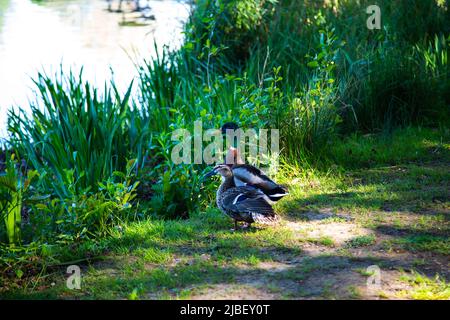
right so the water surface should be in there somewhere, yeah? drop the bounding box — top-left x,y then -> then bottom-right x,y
0,0 -> 190,137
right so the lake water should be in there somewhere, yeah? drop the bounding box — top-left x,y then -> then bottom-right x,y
0,0 -> 190,137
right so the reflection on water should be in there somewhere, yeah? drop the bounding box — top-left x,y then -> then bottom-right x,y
0,0 -> 190,136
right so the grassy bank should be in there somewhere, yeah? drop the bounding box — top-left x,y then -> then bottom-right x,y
1,127 -> 449,299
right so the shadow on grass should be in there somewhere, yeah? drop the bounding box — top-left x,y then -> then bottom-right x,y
0,245 -> 418,300
282,160 -> 449,217
2,218 -> 448,300
2,154 -> 449,299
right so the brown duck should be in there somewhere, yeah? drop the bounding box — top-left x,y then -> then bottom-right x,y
205,164 -> 279,230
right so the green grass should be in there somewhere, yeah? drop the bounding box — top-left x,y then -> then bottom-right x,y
345,235 -> 376,248
395,235 -> 450,255
7,71 -> 143,198
1,135 -> 448,299
307,236 -> 335,247
330,127 -> 450,168
0,215 -> 297,299
399,272 -> 450,300
347,285 -> 362,299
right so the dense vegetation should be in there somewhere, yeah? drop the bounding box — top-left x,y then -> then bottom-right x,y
0,0 -> 449,298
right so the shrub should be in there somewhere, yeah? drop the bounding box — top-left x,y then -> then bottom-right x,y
22,160 -> 139,242
144,133 -> 207,219
184,0 -> 278,65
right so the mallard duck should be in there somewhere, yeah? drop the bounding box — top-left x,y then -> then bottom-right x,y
231,163 -> 289,204
221,122 -> 245,165
221,122 -> 289,203
205,164 -> 278,230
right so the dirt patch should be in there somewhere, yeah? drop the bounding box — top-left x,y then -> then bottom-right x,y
295,268 -> 414,299
188,284 -> 279,300
286,219 -> 373,247
180,216 -> 444,300
181,254 -> 416,300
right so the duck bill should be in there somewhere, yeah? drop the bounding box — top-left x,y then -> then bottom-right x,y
203,169 -> 216,179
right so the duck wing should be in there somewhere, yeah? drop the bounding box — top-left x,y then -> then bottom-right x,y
232,165 -> 288,202
221,186 -> 278,224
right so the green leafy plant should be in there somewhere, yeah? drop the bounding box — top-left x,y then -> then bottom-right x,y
185,0 -> 278,64
55,159 -> 140,239
146,134 -> 205,219
0,155 -> 38,246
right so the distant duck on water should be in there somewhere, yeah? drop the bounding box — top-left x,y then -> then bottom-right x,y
205,164 -> 279,230
220,122 -> 289,204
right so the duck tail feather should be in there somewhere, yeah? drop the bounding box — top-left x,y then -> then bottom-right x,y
251,212 -> 280,225
267,186 -> 289,196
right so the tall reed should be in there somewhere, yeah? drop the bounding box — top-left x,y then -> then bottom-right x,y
7,71 -> 149,198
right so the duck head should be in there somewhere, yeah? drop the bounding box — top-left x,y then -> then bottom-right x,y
204,164 -> 233,179
221,122 -> 239,135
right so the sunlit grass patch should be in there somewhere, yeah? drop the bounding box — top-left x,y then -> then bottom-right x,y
231,254 -> 262,267
399,271 -> 450,300
306,236 -> 335,247
330,127 -> 450,169
345,235 -> 376,248
347,285 -> 362,299
134,247 -> 173,264
355,268 -> 376,277
318,216 -> 350,224
413,214 -> 449,233
397,235 -> 450,255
